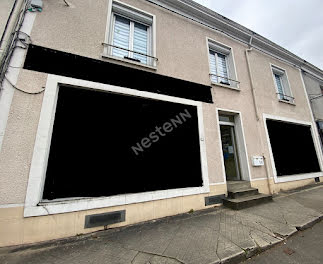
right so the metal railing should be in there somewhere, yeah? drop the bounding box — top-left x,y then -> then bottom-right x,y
102,43 -> 158,61
209,73 -> 240,85
276,93 -> 295,102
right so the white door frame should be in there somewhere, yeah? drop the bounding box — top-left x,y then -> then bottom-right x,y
216,108 -> 251,183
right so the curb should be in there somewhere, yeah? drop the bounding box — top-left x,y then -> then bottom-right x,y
223,215 -> 323,264
296,214 -> 323,231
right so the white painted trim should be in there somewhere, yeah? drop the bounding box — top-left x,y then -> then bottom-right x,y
215,109 -> 227,185
264,114 -> 312,126
270,63 -> 294,103
103,0 -> 156,67
263,113 -> 323,184
198,104 -> 210,190
0,13 -> 36,152
103,0 -> 113,56
218,121 -> 235,126
216,107 -> 251,182
101,53 -> 157,70
274,172 -> 323,183
211,82 -> 241,91
24,75 -> 210,217
206,37 -> 239,89
278,99 -> 296,106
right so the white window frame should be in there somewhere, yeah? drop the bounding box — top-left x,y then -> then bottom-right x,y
23,74 -> 210,217
263,113 -> 323,183
271,64 -> 294,104
206,38 -> 239,90
103,0 -> 156,68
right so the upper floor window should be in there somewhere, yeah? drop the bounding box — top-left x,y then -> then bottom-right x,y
208,40 -> 239,89
105,1 -> 156,67
271,65 -> 294,103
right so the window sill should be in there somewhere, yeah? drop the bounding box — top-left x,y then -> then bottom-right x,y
211,82 -> 240,91
24,185 -> 210,217
101,54 -> 157,71
274,171 -> 323,183
278,99 -> 295,106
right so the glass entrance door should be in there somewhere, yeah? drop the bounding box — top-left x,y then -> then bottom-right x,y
220,125 -> 241,181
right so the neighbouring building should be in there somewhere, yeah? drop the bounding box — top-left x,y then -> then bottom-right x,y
302,71 -> 323,151
1,0 -> 323,247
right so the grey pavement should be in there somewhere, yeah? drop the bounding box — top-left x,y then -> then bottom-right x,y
1,184 -> 323,264
243,220 -> 323,264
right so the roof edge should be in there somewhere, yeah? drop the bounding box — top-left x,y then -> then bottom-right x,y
146,0 -> 323,81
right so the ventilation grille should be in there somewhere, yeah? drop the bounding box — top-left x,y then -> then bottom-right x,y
84,210 -> 126,228
205,194 -> 225,206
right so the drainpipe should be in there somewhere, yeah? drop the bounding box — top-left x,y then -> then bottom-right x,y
0,0 -> 26,91
245,35 -> 273,195
245,35 -> 259,121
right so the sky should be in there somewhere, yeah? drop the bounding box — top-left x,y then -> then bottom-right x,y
193,0 -> 323,70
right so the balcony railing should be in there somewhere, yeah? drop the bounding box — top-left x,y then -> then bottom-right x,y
276,93 -> 295,103
209,73 -> 240,86
102,43 -> 158,64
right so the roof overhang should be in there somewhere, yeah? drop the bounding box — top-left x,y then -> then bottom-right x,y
146,0 -> 323,81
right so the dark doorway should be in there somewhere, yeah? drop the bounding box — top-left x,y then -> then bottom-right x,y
220,125 -> 241,181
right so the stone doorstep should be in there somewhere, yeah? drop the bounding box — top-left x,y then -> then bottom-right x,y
227,187 -> 259,199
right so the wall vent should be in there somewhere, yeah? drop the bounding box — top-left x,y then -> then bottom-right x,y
84,210 -> 125,228
205,194 -> 225,206
315,177 -> 320,183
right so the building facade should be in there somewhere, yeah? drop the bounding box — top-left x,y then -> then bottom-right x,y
1,0 -> 323,247
302,71 -> 323,151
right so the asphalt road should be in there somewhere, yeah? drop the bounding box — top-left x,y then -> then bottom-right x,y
244,220 -> 323,264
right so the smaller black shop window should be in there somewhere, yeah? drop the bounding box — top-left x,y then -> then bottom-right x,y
266,119 -> 320,176
43,85 -> 203,200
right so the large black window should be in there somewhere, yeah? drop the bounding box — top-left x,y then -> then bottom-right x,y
43,86 -> 203,200
266,119 -> 320,176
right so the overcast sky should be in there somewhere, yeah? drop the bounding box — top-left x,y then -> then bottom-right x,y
194,0 -> 323,70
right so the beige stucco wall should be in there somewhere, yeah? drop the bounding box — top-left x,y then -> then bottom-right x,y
0,184 -> 226,247
251,177 -> 321,195
0,0 -> 321,247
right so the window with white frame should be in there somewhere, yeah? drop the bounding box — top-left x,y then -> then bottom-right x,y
271,66 -> 294,103
106,1 -> 155,66
208,40 -> 238,88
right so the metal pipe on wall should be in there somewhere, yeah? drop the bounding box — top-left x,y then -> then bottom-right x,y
0,0 -> 28,91
245,36 -> 273,195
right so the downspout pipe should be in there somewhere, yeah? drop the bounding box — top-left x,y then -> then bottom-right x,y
245,35 -> 273,195
0,0 -> 27,90
245,35 -> 259,121
0,0 -> 18,47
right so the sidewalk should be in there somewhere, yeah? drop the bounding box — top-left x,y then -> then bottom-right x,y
1,184 -> 323,264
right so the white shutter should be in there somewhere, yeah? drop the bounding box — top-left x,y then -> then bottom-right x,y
217,53 -> 229,84
209,50 -> 218,83
112,15 -> 130,58
133,22 -> 148,64
274,74 -> 284,99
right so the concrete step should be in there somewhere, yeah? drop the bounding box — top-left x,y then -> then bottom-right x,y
228,187 -> 259,199
227,181 -> 251,191
223,194 -> 273,210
